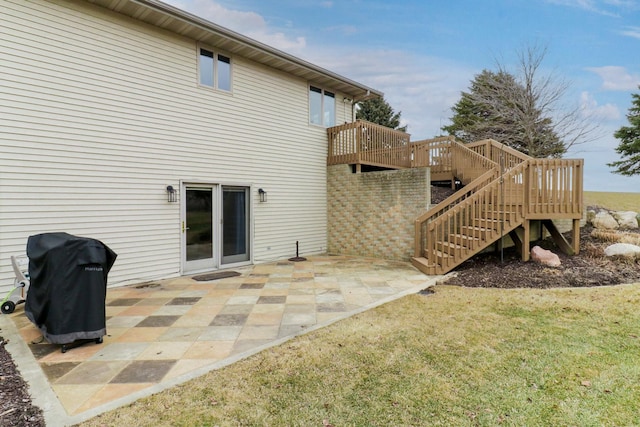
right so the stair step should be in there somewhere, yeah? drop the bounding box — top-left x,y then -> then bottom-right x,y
460,225 -> 492,235
438,241 -> 465,251
411,257 -> 439,275
448,234 -> 482,247
434,250 -> 451,259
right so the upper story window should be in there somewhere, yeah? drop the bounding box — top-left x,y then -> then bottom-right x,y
309,86 -> 335,127
199,47 -> 231,91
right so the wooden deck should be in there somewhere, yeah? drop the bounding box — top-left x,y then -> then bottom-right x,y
327,120 -> 584,275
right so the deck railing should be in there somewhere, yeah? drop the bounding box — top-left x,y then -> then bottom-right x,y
466,139 -> 529,170
526,159 -> 583,217
410,136 -> 454,171
327,120 -> 411,169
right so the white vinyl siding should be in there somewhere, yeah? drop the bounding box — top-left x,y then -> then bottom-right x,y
0,0 -> 348,293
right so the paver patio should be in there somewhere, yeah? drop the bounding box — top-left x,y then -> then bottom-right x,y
1,255 -> 437,426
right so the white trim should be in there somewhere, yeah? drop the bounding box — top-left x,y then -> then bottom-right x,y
196,43 -> 234,93
179,180 -> 253,275
308,84 -> 336,128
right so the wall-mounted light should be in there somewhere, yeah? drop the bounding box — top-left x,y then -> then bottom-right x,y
166,185 -> 177,203
258,188 -> 267,203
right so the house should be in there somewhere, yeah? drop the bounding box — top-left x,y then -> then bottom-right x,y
0,0 -> 383,294
0,0 -> 585,296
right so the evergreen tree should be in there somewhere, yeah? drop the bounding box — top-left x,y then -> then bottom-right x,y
444,45 -> 596,158
356,97 -> 407,132
608,87 -> 640,176
443,69 -> 564,158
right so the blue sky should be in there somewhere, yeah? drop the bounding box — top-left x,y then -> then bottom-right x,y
166,0 -> 640,192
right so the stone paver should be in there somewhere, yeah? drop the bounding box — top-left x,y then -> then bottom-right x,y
2,255 -> 436,426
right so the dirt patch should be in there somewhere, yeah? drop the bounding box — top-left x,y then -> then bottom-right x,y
445,226 -> 640,288
431,185 -> 456,205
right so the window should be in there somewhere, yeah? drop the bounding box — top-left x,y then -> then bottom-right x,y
199,47 -> 231,91
309,86 -> 335,127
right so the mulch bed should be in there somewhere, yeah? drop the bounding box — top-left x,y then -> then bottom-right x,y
0,337 -> 45,427
444,226 -> 640,288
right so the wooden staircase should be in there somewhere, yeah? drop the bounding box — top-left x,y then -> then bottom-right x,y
411,139 -> 583,275
326,120 -> 584,276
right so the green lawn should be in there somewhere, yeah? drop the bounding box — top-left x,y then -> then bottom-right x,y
584,191 -> 640,211
79,191 -> 640,426
82,284 -> 640,427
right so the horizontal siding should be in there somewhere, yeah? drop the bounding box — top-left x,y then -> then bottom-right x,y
0,0 -> 353,293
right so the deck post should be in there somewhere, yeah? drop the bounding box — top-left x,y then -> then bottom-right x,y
522,219 -> 530,261
414,220 -> 422,258
572,218 -> 580,255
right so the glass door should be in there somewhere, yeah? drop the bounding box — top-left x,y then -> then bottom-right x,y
222,186 -> 250,264
184,186 -> 217,272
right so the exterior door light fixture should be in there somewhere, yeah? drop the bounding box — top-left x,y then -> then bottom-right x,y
258,188 -> 267,203
166,185 -> 177,203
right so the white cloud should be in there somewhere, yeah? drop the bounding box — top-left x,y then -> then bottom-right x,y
161,0 -> 473,140
580,91 -> 621,121
162,0 -> 306,52
545,0 -> 621,16
604,0 -> 639,7
587,66 -> 640,90
305,48 -> 475,139
620,26 -> 640,39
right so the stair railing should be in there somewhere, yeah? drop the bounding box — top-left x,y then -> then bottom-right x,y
413,139 -> 499,257
421,162 -> 528,272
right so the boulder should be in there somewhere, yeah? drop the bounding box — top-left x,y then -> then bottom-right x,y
604,243 -> 640,259
591,211 -> 619,230
612,211 -> 639,229
531,246 -> 561,267
586,209 -> 597,226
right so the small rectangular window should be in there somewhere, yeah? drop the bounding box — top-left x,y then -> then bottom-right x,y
309,86 -> 335,127
199,49 -> 214,87
324,91 -> 335,127
217,55 -> 231,91
309,86 -> 323,125
198,47 -> 231,92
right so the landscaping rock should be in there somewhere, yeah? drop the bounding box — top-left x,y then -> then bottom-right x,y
531,246 -> 561,267
604,243 -> 640,259
586,209 -> 597,225
612,211 -> 639,229
591,211 -> 619,230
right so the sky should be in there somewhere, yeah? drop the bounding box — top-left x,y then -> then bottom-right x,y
165,0 -> 640,192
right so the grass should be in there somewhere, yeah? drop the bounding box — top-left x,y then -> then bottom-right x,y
584,191 -> 640,211
81,284 -> 640,427
79,191 -> 640,426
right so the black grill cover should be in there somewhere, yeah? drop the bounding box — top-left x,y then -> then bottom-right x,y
25,232 -> 117,344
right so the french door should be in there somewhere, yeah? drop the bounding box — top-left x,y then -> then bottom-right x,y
222,186 -> 250,264
182,184 -> 250,273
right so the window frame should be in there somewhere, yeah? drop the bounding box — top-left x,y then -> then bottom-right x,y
198,45 -> 233,92
309,85 -> 336,127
